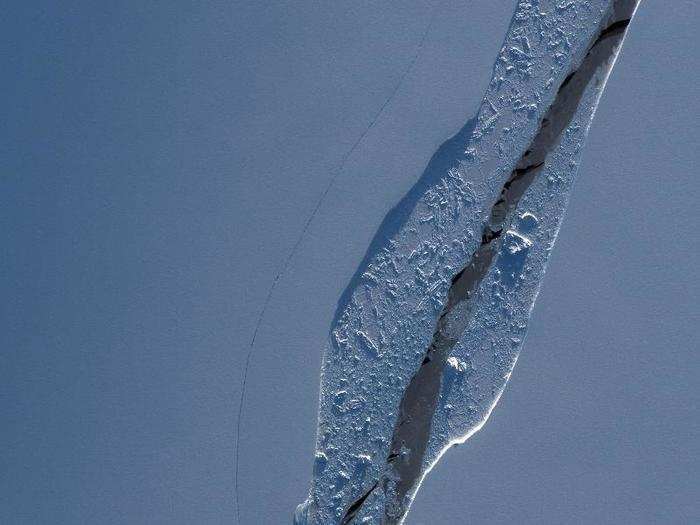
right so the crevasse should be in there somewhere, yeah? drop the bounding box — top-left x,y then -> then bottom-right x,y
296,1 -> 641,523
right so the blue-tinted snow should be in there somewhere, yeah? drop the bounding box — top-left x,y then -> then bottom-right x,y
2,1 -> 698,524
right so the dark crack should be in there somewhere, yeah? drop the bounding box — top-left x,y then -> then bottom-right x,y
341,1 -> 638,523
339,481 -> 379,525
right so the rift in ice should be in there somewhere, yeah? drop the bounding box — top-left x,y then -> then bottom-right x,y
296,1 -> 642,523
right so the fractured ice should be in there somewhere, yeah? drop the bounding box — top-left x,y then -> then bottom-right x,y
296,1 -> 641,523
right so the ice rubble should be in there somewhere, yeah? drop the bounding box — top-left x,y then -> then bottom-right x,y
296,1 -> 640,523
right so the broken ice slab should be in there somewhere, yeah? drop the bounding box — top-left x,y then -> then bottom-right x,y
296,1 -> 641,523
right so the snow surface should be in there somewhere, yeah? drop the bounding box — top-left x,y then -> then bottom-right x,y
4,0 -> 699,523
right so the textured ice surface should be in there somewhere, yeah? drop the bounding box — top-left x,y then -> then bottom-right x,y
296,1 -> 640,523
